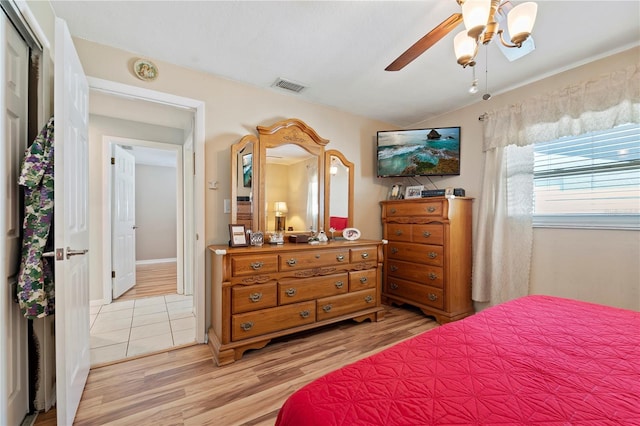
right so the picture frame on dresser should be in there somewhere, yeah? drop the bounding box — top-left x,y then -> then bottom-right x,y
228,224 -> 248,247
405,185 -> 424,199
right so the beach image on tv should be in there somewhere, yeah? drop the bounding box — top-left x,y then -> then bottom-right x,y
377,127 -> 460,176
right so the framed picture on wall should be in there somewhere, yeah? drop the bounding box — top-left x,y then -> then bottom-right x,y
242,153 -> 252,188
229,224 -> 248,247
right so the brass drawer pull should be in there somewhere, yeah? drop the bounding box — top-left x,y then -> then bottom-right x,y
250,261 -> 263,270
287,258 -> 297,266
423,231 -> 431,238
428,252 -> 438,259
336,254 -> 345,262
428,293 -> 438,301
361,252 -> 369,259
359,277 -> 368,284
364,295 -> 374,303
249,292 -> 262,302
390,208 -> 397,214
391,247 -> 399,254
390,265 -> 398,272
335,281 -> 344,289
428,272 -> 438,280
390,282 -> 399,290
427,206 -> 436,213
240,322 -> 253,331
394,229 -> 403,236
300,310 -> 310,318
322,304 -> 333,312
285,288 -> 297,297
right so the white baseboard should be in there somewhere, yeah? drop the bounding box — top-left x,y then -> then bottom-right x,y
136,258 -> 177,265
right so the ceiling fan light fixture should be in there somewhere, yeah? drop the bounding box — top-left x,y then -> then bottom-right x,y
454,30 -> 478,67
461,0 -> 492,39
507,2 -> 537,46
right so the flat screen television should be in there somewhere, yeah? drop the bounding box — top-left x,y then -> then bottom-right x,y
377,127 -> 461,177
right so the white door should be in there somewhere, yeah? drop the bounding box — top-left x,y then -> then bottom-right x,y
0,11 -> 29,426
112,144 -> 136,299
54,18 -> 90,426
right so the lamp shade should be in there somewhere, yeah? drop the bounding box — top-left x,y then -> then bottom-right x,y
461,0 -> 491,39
274,201 -> 288,215
507,2 -> 537,44
454,30 -> 477,66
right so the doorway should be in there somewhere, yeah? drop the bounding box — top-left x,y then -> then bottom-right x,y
87,78 -> 205,365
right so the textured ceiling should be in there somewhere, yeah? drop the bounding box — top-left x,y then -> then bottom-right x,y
51,1 -> 640,128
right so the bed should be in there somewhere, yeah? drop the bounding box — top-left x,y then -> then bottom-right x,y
276,295 -> 640,425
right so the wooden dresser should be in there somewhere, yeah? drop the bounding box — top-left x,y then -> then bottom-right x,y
208,240 -> 385,365
380,197 -> 473,324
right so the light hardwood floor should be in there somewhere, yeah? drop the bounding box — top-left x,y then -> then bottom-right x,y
117,262 -> 178,301
35,305 -> 437,426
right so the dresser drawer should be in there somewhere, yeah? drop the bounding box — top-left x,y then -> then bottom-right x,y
232,301 -> 316,340
386,259 -> 444,289
278,273 -> 348,305
279,248 -> 350,270
317,289 -> 377,321
386,224 -> 412,242
350,246 -> 378,263
387,242 -> 444,267
385,277 -> 444,310
412,224 -> 444,245
349,269 -> 377,291
232,254 -> 279,277
385,201 -> 443,218
232,283 -> 278,314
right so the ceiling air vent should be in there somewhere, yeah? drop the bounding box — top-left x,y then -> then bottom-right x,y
272,78 -> 306,93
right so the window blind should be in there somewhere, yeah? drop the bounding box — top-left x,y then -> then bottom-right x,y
533,123 -> 640,216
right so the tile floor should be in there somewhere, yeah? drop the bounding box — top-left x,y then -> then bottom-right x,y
89,294 -> 196,366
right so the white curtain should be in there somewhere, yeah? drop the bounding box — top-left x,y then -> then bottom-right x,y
473,64 -> 640,306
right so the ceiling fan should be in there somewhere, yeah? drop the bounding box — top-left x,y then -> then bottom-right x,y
385,0 -> 538,71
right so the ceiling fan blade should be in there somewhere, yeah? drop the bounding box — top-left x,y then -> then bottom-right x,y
385,13 -> 463,71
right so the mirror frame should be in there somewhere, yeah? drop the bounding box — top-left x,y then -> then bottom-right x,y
231,134 -> 258,231
324,149 -> 354,237
257,118 -> 329,234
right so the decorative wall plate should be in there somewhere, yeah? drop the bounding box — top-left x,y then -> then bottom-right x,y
133,59 -> 158,81
343,228 -> 361,241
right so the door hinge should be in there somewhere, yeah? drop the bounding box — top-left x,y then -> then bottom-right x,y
111,157 -> 115,165
111,270 -> 116,278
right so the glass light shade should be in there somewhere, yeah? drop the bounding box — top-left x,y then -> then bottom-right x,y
462,0 -> 491,38
507,2 -> 537,42
329,165 -> 338,175
454,30 -> 477,65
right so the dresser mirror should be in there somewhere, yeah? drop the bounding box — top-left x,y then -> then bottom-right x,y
324,149 -> 354,237
231,118 -> 355,236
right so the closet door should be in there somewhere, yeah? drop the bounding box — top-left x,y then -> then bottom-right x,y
0,11 -> 30,426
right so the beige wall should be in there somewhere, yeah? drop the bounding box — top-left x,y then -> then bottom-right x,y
418,47 -> 640,311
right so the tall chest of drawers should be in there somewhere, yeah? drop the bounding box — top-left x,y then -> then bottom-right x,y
208,240 -> 385,365
380,197 -> 473,324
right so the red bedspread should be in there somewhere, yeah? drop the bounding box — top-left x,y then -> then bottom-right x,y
276,295 -> 640,425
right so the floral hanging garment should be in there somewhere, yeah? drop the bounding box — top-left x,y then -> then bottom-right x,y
17,117 -> 55,319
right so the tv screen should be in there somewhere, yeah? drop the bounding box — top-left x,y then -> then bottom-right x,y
377,127 -> 461,177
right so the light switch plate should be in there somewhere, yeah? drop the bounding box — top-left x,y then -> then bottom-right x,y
224,199 -> 231,213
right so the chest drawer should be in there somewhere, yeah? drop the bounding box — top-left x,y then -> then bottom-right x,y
386,259 -> 443,288
385,201 -> 443,218
349,269 -> 377,291
387,242 -> 444,267
279,249 -> 350,270
385,277 -> 444,310
350,246 -> 378,263
232,282 -> 278,314
317,289 -> 377,321
232,301 -> 316,341
232,255 -> 279,276
278,273 -> 348,305
386,224 -> 412,242
412,224 -> 444,245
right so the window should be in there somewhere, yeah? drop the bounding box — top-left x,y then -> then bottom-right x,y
533,123 -> 640,229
